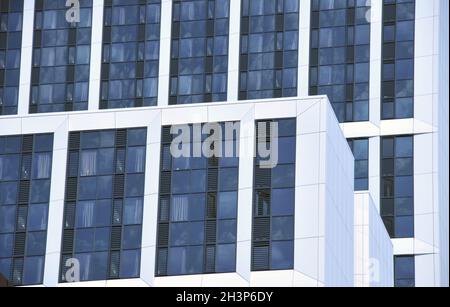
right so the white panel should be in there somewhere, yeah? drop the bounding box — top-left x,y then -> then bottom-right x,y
161,106 -> 208,125
414,134 -> 433,175
106,279 -> 150,287
254,100 -> 297,119
87,0 -> 104,111
414,174 -> 434,215
250,271 -> 294,287
295,238 -> 319,281
368,137 -> 380,211
17,0 -> 35,116
22,115 -> 68,135
295,185 -> 320,239
157,0 -> 172,106
296,133 -> 321,186
0,118 -> 22,135
68,112 -> 116,131
415,254 -> 436,287
369,0 -> 382,125
227,0 -> 241,102
414,56 -> 434,97
236,108 -> 255,281
298,0 -> 310,97
140,194 -> 158,285
207,103 -> 253,123
44,123 -> 69,287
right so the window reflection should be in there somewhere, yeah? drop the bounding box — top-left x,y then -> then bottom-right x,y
0,134 -> 53,285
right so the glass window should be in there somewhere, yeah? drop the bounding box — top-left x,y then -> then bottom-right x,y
271,241 -> 294,270
61,128 -> 147,282
218,192 -> 237,219
382,0 -> 415,119
0,234 -> 14,258
101,1 -> 161,109
30,180 -> 51,203
122,225 -> 142,250
271,189 -> 295,216
27,204 -> 48,231
252,119 -> 296,271
30,1 -> 93,113
0,4 -> 23,116
216,244 -> 236,273
310,1 -> 371,122
120,249 -> 140,278
126,174 -> 145,197
157,123 -> 239,276
0,134 -> 53,286
123,198 -> 143,225
26,232 -> 47,256
170,222 -> 204,246
23,257 -> 45,285
33,152 -> 52,179
0,206 -> 16,233
381,136 -> 414,238
395,255 -> 415,287
217,220 -> 237,243
168,246 -> 203,276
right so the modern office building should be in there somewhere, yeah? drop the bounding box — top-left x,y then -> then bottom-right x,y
0,0 -> 448,287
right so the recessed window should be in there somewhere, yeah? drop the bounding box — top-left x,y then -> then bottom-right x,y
394,255 -> 415,287
309,0 -> 371,123
157,123 -> 239,276
252,119 -> 296,271
381,136 -> 414,238
0,1 -> 23,116
100,1 -> 161,109
348,139 -> 369,191
29,0 -> 93,113
382,0 -> 415,119
239,0 -> 299,100
60,129 -> 147,282
169,0 -> 230,104
0,134 -> 54,286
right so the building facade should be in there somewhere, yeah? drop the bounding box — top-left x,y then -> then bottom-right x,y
0,0 -> 448,287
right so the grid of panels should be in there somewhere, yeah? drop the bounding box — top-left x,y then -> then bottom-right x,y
156,123 -> 239,276
0,0 -> 23,116
394,255 -> 415,287
381,135 -> 414,238
309,0 -> 371,123
381,0 -> 415,119
100,0 -> 161,109
169,0 -> 230,105
348,138 -> 369,191
59,128 -> 147,282
239,0 -> 299,100
252,119 -> 296,271
0,133 -> 53,286
30,0 -> 93,113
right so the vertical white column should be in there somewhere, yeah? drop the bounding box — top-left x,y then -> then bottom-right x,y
236,107 -> 255,283
88,0 -> 104,111
43,118 -> 69,287
368,136 -> 380,212
227,0 -> 241,102
140,112 -> 162,286
17,0 -> 35,116
298,0 -> 311,97
369,0 -> 382,126
157,0 -> 172,107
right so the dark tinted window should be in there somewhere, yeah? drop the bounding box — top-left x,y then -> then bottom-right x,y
0,133 -> 53,286
60,128 -> 147,282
